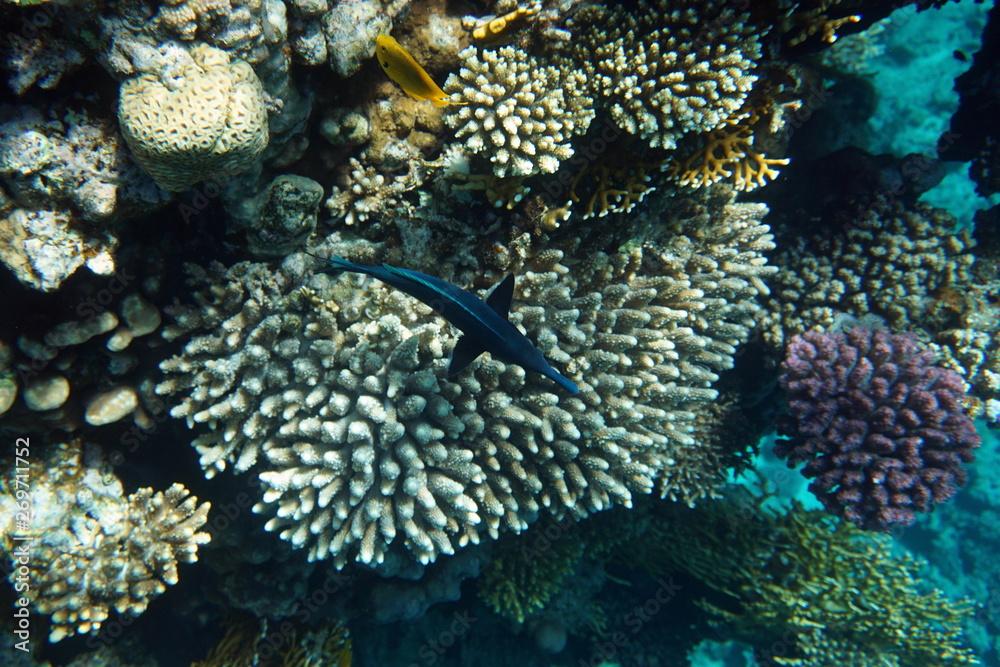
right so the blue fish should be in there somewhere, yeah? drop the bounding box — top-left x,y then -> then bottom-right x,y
311,255 -> 579,394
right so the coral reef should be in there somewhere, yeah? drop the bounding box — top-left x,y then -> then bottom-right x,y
156,189 -> 774,570
443,45 -> 594,177
705,501 -> 980,666
117,44 -> 269,191
0,440 -> 210,642
761,179 -> 999,422
0,0 -> 996,662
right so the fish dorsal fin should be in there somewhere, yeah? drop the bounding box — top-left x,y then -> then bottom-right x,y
486,275 -> 515,318
448,335 -> 486,376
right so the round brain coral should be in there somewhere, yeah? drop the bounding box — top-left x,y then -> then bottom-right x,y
117,44 -> 268,191
776,328 -> 980,530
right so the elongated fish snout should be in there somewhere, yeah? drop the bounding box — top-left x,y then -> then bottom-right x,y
547,368 -> 579,395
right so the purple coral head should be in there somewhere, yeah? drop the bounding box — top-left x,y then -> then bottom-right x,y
775,327 -> 980,530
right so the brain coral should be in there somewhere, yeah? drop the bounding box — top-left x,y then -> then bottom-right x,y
444,45 -> 595,177
777,328 -> 980,530
0,440 -> 211,642
156,194 -> 775,570
117,44 -> 268,191
567,0 -> 763,150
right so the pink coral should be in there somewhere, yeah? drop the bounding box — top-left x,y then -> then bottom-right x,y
776,328 -> 980,530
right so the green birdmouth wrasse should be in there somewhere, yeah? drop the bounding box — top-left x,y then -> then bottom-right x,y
309,253 -> 579,394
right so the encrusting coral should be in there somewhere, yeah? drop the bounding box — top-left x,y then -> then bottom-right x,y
0,104 -> 168,291
117,43 -> 269,191
156,190 -> 775,571
777,328 -> 980,530
0,440 -> 211,642
443,45 -> 594,177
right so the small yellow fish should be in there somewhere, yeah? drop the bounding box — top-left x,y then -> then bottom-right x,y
374,34 -> 461,107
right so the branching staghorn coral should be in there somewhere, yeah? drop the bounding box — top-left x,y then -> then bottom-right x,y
706,503 -> 980,665
0,440 -> 211,642
443,45 -> 594,177
565,0 -> 764,150
156,192 -> 775,570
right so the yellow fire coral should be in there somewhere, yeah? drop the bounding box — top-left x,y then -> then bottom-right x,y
780,0 -> 862,47
670,110 -> 790,192
469,3 -> 539,43
568,160 -> 662,219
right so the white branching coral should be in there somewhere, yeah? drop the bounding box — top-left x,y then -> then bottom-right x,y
567,0 -> 763,150
0,441 -> 211,642
325,157 -> 427,226
157,190 -> 774,571
444,45 -> 594,177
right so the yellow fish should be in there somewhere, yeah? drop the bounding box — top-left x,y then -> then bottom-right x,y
374,34 -> 462,107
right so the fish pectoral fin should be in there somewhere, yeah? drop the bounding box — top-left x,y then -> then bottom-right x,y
448,335 -> 486,376
485,274 -> 515,318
